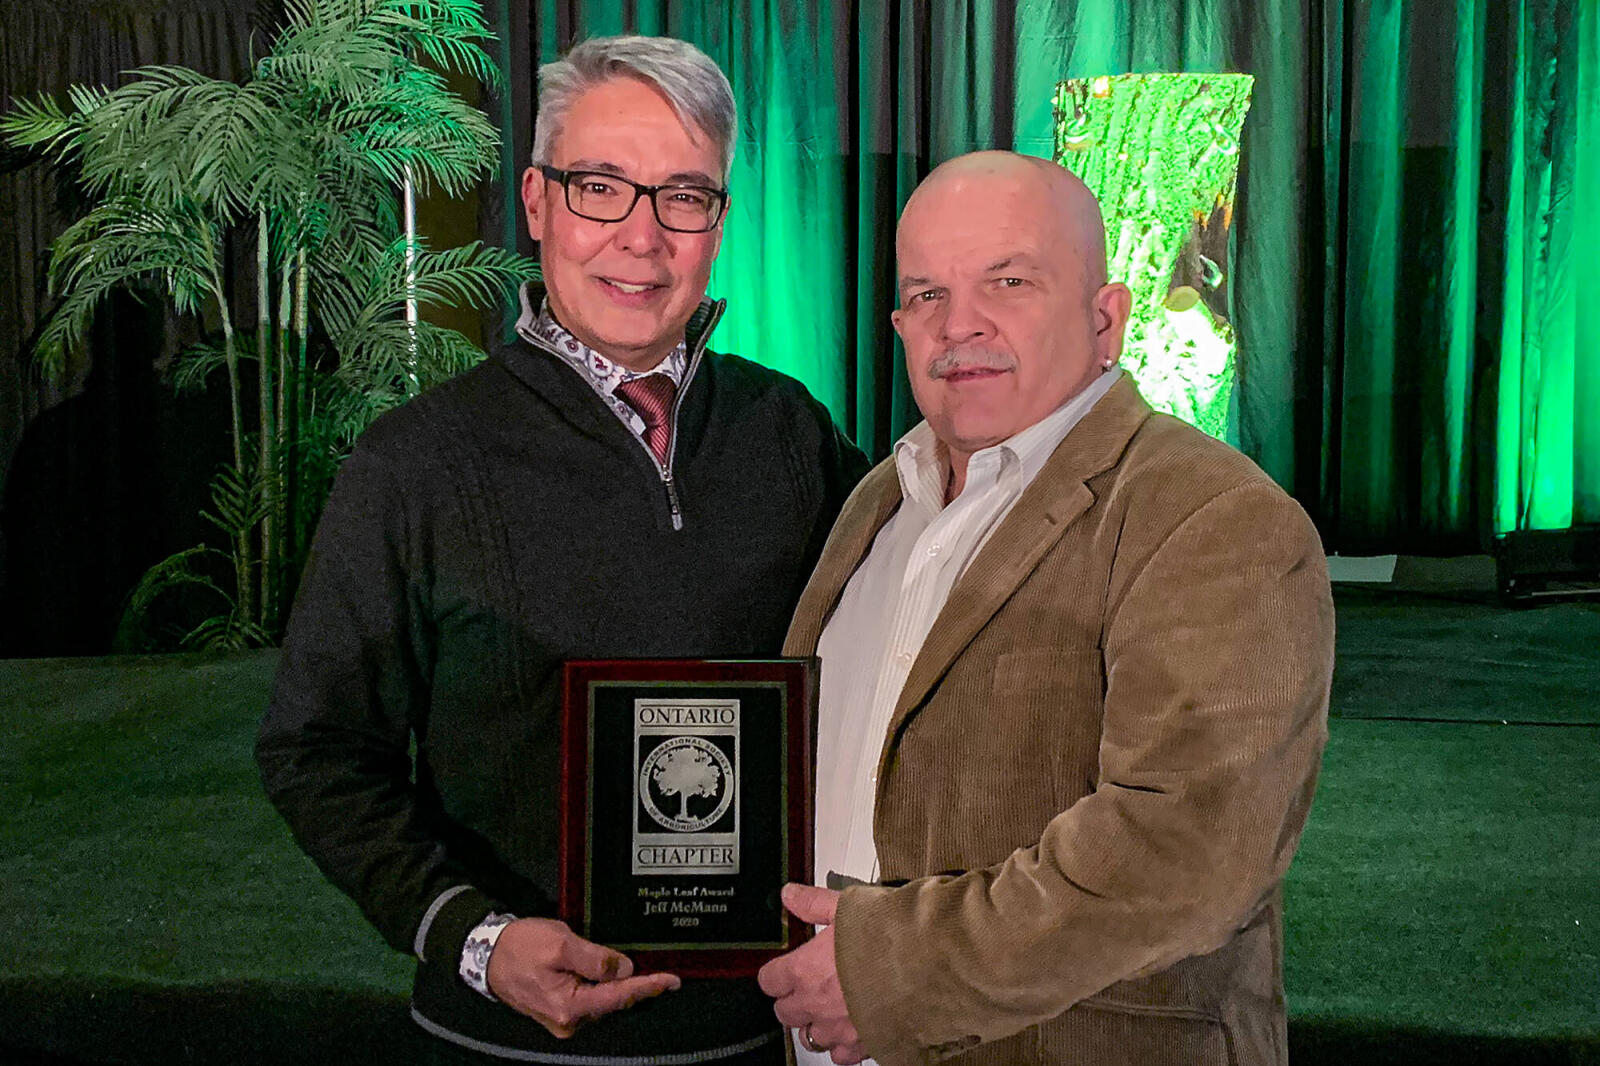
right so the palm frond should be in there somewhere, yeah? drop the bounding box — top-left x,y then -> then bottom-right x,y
278,0 -> 322,31
407,320 -> 492,388
249,135 -> 323,216
368,1 -> 502,88
71,73 -> 292,212
263,13 -> 403,99
66,83 -> 115,116
314,363 -> 403,445
291,371 -> 359,476
46,195 -> 220,300
318,317 -> 489,444
72,66 -> 230,153
200,462 -> 272,542
308,268 -> 364,334
387,238 -> 534,315
184,82 -> 296,216
182,611 -> 275,650
0,95 -> 82,162
32,196 -> 222,377
326,236 -> 529,345
380,0 -> 494,37
170,340 -> 231,394
336,79 -> 500,195
112,545 -> 236,653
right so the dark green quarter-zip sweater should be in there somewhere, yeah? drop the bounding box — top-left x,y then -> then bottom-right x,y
257,296 -> 869,1061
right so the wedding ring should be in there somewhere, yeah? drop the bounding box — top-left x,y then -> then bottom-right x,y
801,1023 -> 826,1053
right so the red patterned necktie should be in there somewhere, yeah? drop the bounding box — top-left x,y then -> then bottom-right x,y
614,374 -> 677,465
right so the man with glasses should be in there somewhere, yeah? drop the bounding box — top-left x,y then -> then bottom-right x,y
258,35 -> 867,1065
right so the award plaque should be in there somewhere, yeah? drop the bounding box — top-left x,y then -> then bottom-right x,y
559,659 -> 815,977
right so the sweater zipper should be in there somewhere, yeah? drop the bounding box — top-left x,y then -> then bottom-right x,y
658,301 -> 724,532
657,376 -> 693,532
661,468 -> 683,530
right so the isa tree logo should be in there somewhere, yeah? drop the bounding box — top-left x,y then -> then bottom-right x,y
632,699 -> 739,875
640,737 -> 734,832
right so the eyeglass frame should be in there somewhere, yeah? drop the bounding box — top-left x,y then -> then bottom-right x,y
539,165 -> 729,233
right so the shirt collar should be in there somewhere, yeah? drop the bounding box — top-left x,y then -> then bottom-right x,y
515,286 -> 688,388
892,367 -> 1124,509
892,422 -> 952,515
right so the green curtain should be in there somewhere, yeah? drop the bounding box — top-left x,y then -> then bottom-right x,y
507,0 -> 1598,549
1496,0 -> 1600,535
1336,0 -> 1599,547
1335,0 -> 1493,549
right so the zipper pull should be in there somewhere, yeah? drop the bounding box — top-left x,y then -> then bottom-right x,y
662,468 -> 684,531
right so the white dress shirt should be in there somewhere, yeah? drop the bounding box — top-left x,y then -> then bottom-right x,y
795,369 -> 1121,1065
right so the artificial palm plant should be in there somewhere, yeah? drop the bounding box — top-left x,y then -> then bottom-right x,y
2,0 -> 535,648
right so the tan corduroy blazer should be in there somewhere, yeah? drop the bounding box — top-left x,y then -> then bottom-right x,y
782,377 -> 1334,1066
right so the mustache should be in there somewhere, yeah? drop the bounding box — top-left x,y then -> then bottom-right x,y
926,347 -> 1017,380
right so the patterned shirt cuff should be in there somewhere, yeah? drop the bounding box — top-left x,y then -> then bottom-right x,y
460,912 -> 517,1000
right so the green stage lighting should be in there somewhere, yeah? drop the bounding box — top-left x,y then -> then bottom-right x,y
1053,73 -> 1255,442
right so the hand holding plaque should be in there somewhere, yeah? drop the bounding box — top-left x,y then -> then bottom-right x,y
559,660 -> 816,977
486,917 -> 682,1036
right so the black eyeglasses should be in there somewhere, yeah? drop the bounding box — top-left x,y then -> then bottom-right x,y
541,165 -> 728,233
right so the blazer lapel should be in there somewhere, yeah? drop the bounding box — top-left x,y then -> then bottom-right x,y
783,459 -> 904,656
886,376 -> 1154,735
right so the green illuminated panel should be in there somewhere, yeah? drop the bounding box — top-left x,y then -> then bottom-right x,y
1052,73 -> 1255,443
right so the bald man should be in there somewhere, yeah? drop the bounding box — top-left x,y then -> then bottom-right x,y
756,152 -> 1334,1066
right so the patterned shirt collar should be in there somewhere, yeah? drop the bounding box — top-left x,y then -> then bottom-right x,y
515,284 -> 688,390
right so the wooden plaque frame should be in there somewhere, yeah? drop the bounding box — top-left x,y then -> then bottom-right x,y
559,658 -> 815,977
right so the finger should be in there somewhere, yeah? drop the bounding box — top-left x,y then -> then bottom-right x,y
568,972 -> 681,1019
780,882 -> 840,925
771,995 -> 809,1029
558,932 -> 634,982
534,1014 -> 579,1040
756,954 -> 795,998
805,1022 -> 865,1066
808,1018 -> 864,1052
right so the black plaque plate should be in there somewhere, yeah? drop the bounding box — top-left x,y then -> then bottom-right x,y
559,659 -> 815,977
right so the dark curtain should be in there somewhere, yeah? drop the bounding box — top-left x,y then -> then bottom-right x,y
493,0 -> 1597,553
0,0 -> 272,654
479,0 -> 540,345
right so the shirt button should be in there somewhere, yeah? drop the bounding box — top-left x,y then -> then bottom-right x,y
895,650 -> 912,664
927,543 -> 942,556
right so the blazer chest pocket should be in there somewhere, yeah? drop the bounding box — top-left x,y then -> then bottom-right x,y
990,646 -> 1106,812
880,645 -> 1108,872
992,646 -> 1104,699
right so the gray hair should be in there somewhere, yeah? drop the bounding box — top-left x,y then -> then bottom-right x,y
532,35 -> 738,184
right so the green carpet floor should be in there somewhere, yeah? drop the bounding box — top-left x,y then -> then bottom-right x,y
1,590 -> 1596,1064
1284,719 -> 1598,1062
1328,588 -> 1600,724
0,652 -> 410,994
